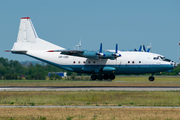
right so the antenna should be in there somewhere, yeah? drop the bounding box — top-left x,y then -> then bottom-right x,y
76,39 -> 81,50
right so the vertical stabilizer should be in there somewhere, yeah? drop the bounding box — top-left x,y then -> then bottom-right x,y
12,17 -> 65,51
17,17 -> 38,43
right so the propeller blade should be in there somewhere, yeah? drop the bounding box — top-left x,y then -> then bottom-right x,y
115,43 -> 118,53
147,48 -> 151,52
147,43 -> 151,52
139,45 -> 142,51
112,43 -> 121,58
143,44 -> 146,52
100,43 -> 102,53
96,43 -> 105,57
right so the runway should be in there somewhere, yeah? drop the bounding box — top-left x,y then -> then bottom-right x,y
0,86 -> 180,91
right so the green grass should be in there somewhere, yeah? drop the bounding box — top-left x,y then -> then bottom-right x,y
1,91 -> 180,106
0,76 -> 180,86
1,108 -> 180,120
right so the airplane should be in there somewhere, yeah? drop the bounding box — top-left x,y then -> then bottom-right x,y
10,17 -> 177,81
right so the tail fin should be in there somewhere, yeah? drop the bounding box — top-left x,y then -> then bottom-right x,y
11,17 -> 64,53
17,17 -> 38,43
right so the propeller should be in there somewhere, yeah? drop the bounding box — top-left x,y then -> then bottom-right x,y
146,43 -> 151,52
112,43 -> 121,58
142,44 -> 146,52
147,48 -> 150,52
96,43 -> 105,57
136,44 -> 151,52
138,45 -> 142,51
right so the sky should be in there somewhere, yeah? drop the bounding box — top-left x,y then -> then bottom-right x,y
0,0 -> 180,62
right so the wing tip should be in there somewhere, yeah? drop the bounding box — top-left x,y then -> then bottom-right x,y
5,50 -> 11,52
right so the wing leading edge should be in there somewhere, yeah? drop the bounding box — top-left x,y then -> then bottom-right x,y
48,43 -> 121,60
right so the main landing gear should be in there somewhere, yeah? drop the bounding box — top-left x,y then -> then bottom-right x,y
91,74 -> 115,81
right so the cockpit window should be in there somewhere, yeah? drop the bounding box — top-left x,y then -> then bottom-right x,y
153,57 -> 158,60
159,56 -> 164,60
153,56 -> 171,62
163,58 -> 171,62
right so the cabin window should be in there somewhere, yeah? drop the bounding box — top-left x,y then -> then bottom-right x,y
128,61 -> 130,63
132,61 -> 134,64
83,61 -> 85,63
139,61 -> 141,63
78,61 -> 80,64
88,61 -> 91,63
93,61 -> 95,63
73,61 -> 75,64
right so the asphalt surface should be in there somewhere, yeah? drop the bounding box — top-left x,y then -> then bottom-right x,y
0,86 -> 180,91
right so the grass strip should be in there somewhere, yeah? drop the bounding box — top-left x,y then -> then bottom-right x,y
0,76 -> 180,86
0,91 -> 180,106
0,108 -> 180,120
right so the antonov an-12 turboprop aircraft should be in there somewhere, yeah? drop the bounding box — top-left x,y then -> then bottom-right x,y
10,17 -> 177,81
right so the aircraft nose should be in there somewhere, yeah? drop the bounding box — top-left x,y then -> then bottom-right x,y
171,61 -> 177,68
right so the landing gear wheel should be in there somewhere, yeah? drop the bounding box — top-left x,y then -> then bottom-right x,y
109,74 -> 115,80
149,76 -> 155,81
97,74 -> 103,80
103,74 -> 109,80
91,75 -> 97,80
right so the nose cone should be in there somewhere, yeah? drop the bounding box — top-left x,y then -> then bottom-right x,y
170,60 -> 177,68
173,62 -> 177,68
166,61 -> 176,72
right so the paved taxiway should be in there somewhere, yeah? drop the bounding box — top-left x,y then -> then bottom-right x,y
0,86 -> 180,91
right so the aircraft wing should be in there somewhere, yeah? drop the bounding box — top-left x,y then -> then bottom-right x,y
61,50 -> 84,56
48,50 -> 85,57
47,43 -> 121,59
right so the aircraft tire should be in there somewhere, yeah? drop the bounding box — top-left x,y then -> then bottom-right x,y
109,74 -> 115,80
149,76 -> 155,81
97,74 -> 103,80
91,75 -> 97,80
103,74 -> 109,80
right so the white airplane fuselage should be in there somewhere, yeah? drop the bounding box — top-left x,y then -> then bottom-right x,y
25,50 -> 175,74
11,17 -> 176,81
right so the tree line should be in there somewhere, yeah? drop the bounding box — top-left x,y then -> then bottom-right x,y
0,57 -> 75,80
0,57 -> 179,80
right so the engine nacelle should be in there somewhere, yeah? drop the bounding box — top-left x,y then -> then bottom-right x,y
96,52 -> 105,57
82,51 -> 119,59
112,53 -> 121,57
82,51 -> 99,59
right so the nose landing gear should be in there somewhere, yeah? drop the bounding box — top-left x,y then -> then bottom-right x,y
149,76 -> 155,81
